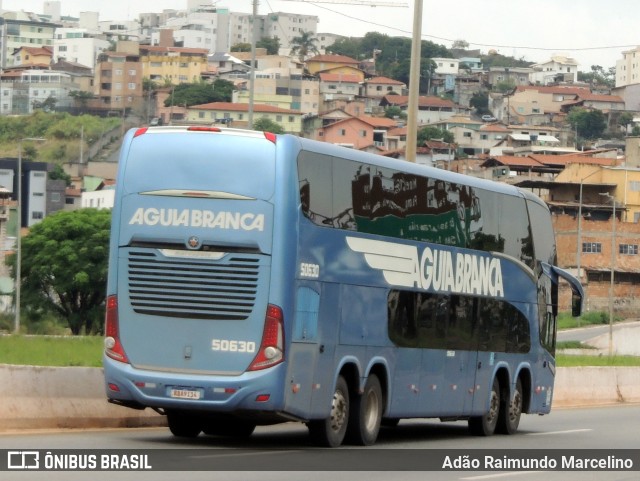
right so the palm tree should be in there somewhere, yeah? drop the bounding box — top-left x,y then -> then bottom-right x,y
290,31 -> 319,63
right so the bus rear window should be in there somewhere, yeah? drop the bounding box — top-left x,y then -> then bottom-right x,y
123,133 -> 275,200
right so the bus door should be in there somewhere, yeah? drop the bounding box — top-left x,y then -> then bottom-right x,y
285,282 -> 324,419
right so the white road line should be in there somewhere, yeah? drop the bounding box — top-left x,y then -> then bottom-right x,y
526,428 -> 592,436
461,471 -> 543,480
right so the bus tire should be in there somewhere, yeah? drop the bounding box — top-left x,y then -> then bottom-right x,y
167,411 -> 201,438
468,377 -> 500,436
497,378 -> 523,435
308,375 -> 350,447
347,374 -> 383,445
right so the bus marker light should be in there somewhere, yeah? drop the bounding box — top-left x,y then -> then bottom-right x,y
133,127 -> 148,138
292,384 -> 300,394
108,383 -> 120,392
255,394 -> 270,402
134,382 -> 145,388
313,384 -> 321,390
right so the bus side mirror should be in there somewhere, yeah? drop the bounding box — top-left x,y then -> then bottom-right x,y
571,292 -> 582,317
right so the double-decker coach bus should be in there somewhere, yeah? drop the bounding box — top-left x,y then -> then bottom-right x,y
103,126 -> 584,447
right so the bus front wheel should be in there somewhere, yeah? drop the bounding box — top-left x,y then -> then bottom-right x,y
468,377 -> 500,436
308,375 -> 350,447
347,374 -> 383,445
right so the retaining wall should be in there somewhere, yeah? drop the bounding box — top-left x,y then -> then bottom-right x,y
0,365 -> 638,431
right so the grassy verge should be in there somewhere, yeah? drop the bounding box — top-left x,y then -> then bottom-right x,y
0,334 -> 638,368
557,310 -> 624,330
556,354 -> 640,367
0,335 -> 103,367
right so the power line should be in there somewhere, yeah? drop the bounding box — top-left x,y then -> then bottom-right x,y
292,2 -> 637,55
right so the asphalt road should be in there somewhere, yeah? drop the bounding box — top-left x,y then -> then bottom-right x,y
1,404 -> 638,481
558,320 -> 640,355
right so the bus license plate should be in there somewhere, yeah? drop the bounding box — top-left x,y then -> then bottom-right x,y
170,388 -> 202,400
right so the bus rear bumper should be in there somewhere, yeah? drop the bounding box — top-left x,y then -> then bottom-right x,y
103,355 -> 286,414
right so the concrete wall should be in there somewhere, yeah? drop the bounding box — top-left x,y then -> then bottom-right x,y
0,364 -> 638,431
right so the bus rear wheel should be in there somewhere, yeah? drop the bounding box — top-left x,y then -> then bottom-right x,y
497,378 -> 523,434
308,375 -> 350,447
347,374 -> 383,445
167,411 -> 202,438
468,377 -> 500,436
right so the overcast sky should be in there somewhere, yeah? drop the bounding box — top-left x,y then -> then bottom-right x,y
2,0 -> 637,70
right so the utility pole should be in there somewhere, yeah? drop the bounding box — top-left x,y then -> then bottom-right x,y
404,0 -> 423,162
248,0 -> 258,129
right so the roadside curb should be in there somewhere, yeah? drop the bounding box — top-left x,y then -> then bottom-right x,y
1,364 -> 639,430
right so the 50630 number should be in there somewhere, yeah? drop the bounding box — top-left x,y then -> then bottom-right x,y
211,339 -> 256,353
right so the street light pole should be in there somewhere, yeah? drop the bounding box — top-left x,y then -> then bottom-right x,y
14,137 -> 45,334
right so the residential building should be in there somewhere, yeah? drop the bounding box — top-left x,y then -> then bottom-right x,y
362,76 -> 406,99
615,46 -> 640,88
494,85 -> 625,125
139,45 -> 209,85
10,46 -> 53,67
0,15 -> 57,69
94,42 -> 143,114
305,54 -> 359,76
262,12 -> 319,55
318,72 -> 361,105
54,28 -> 111,70
486,67 -> 534,89
379,94 -> 464,125
0,159 -> 56,228
234,74 -> 319,115
186,101 -> 303,133
316,32 -> 344,55
315,115 -> 396,150
432,57 -> 459,75
530,55 -> 579,85
0,68 -> 84,115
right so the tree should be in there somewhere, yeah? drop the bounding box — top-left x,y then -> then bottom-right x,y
384,106 -> 406,120
253,117 -> 285,134
290,31 -> 319,62
567,108 -> 607,140
231,43 -> 252,52
9,209 -> 111,335
164,79 -> 235,107
256,36 -> 280,55
417,126 -> 454,145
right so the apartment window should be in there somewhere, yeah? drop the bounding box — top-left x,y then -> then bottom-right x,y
51,192 -> 61,202
480,134 -> 488,140
619,244 -> 638,255
360,130 -> 367,137
582,242 -> 602,253
276,115 -> 283,122
463,132 -> 472,138
289,116 -> 294,123
128,83 -> 136,89
629,181 -> 640,192
32,211 -> 44,220
339,129 -> 346,136
128,69 -> 136,76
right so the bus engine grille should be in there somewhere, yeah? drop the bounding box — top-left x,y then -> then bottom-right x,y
126,250 -> 260,320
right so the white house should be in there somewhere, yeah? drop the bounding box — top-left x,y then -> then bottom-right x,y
530,55 -> 579,85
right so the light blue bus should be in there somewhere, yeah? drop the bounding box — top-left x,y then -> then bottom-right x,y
103,126 -> 584,447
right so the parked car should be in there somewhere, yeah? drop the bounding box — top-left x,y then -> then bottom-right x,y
481,114 -> 497,122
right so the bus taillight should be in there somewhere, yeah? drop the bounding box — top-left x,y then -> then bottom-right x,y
248,304 -> 284,371
104,295 -> 130,363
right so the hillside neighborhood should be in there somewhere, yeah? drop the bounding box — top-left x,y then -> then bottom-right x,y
1,0 -> 640,317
